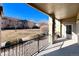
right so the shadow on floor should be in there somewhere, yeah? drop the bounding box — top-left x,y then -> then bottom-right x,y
43,43 -> 79,56
54,38 -> 71,43
44,38 -> 71,51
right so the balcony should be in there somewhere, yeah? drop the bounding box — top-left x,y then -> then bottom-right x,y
36,37 -> 79,56
0,32 -> 49,56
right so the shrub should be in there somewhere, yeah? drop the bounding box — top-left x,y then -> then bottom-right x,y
17,39 -> 23,43
5,41 -> 12,47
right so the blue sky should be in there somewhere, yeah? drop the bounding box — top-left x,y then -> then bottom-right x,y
2,3 -> 48,23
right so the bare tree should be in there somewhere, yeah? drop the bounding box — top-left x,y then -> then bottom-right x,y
39,22 -> 48,34
27,21 -> 35,29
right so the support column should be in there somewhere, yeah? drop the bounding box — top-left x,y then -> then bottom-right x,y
48,16 -> 53,44
52,13 -> 55,44
76,19 -> 79,44
48,13 -> 55,44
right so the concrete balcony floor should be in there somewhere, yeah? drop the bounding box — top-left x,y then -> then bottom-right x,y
36,38 -> 79,56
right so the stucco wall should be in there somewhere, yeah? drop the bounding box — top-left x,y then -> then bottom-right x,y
61,18 -> 77,41
48,16 -> 53,44
55,19 -> 61,36
76,19 -> 79,43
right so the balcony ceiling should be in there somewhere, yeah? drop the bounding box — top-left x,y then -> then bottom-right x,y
28,3 -> 79,19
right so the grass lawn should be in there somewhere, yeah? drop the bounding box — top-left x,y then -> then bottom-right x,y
1,29 -> 41,43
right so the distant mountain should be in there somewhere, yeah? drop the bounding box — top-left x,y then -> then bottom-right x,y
1,16 -> 39,30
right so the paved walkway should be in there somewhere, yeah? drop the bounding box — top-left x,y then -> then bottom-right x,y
36,38 -> 79,56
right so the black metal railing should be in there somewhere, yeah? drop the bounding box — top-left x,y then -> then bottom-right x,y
0,33 -> 49,56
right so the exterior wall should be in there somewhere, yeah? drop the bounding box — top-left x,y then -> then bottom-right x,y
61,18 -> 77,41
76,19 -> 79,43
48,16 -> 53,44
55,19 -> 61,36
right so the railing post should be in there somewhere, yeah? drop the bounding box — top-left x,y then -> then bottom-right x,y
37,38 -> 39,53
0,19 -> 1,56
38,40 -> 39,53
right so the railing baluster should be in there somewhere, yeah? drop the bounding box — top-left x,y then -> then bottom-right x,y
4,48 -> 5,56
24,43 -> 28,56
20,43 -> 22,56
12,47 -> 14,56
8,48 -> 10,56
17,45 -> 19,56
1,49 -> 4,56
10,47 -> 13,56
22,43 -> 23,56
5,48 -> 8,56
24,43 -> 27,56
0,49 -> 2,56
38,38 -> 39,53
19,44 -> 20,56
16,45 -> 17,56
14,45 -> 16,56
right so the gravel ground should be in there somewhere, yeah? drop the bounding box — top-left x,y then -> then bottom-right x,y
1,29 -> 41,43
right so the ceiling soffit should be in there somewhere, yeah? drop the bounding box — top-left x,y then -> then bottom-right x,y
28,3 -> 79,19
